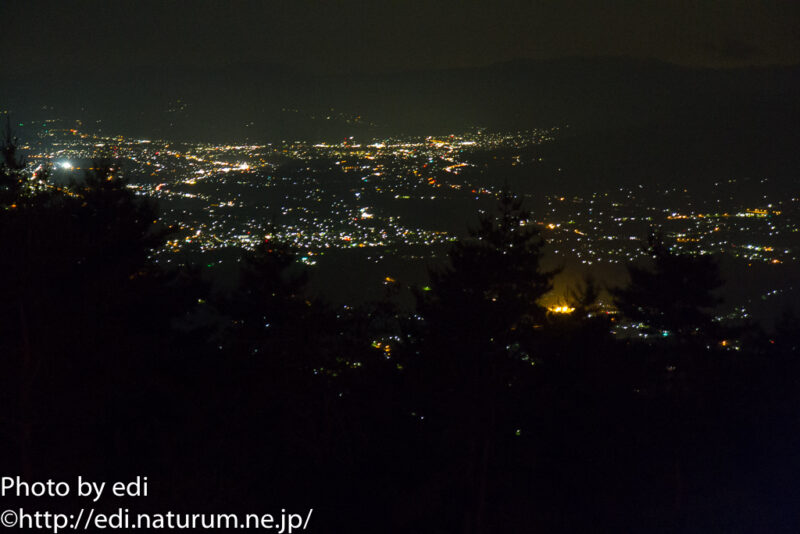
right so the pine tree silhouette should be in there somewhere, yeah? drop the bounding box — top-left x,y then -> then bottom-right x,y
774,307 -> 800,356
0,152 -> 185,478
410,189 -> 557,533
613,229 -> 724,342
0,117 -> 26,204
419,190 -> 557,350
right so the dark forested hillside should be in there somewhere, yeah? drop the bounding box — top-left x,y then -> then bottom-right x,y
2,142 -> 799,532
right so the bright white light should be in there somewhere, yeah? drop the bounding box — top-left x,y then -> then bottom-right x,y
59,161 -> 73,170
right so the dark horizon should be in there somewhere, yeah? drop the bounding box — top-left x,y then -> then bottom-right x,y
3,0 -> 800,76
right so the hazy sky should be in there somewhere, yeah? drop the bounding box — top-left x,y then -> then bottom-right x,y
3,0 -> 799,74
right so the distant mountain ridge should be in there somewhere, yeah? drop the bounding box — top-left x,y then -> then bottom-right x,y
3,56 -> 798,141
3,57 -> 799,190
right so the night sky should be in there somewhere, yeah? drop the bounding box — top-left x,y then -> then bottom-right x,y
3,0 -> 799,75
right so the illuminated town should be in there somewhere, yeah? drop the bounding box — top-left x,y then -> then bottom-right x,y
11,123 -> 796,328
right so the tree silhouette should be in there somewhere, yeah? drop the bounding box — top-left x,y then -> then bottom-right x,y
0,117 -> 26,203
774,307 -> 800,356
221,238 -> 314,364
418,190 -> 557,350
544,273 -> 615,354
410,190 -> 557,533
0,153 -> 189,478
613,229 -> 724,342
568,274 -> 602,315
